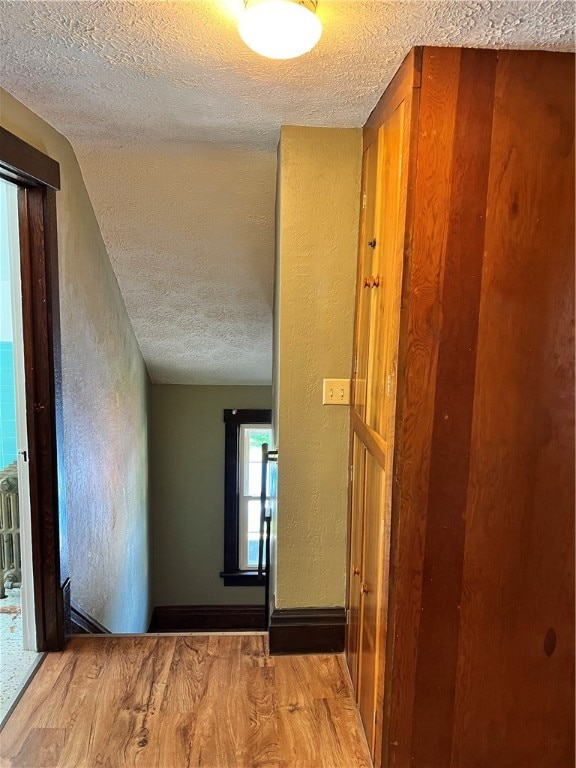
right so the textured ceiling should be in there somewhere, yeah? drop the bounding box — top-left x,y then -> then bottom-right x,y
0,1 -> 574,383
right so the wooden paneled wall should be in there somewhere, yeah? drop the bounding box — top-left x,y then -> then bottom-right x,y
389,48 -> 575,768
347,47 -> 575,768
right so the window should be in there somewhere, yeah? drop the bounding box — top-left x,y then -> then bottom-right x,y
221,409 -> 272,586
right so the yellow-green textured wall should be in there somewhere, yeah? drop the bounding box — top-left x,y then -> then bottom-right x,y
274,126 -> 362,608
0,88 -> 151,632
150,384 -> 272,606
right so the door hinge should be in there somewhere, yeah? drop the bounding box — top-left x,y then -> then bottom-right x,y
386,373 -> 393,397
350,464 -> 354,485
374,709 -> 378,725
346,608 -> 350,623
362,192 -> 367,210
353,355 -> 358,374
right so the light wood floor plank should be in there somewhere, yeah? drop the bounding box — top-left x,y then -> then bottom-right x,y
0,634 -> 371,768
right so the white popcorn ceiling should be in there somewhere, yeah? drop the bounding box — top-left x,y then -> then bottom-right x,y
0,1 -> 573,383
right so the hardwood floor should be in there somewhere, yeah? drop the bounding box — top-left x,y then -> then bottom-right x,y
0,634 -> 372,768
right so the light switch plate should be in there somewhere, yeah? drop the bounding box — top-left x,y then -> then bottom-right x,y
322,378 -> 351,405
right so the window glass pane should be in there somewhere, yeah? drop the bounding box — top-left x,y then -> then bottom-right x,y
247,499 -> 261,532
247,537 -> 263,568
247,427 -> 272,463
238,424 -> 271,571
247,463 -> 262,497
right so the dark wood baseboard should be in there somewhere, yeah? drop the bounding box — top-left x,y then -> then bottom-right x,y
70,601 -> 111,635
268,607 -> 346,654
148,604 -> 266,633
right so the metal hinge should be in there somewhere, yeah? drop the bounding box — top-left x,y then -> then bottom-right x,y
346,608 -> 350,623
353,355 -> 358,374
362,192 -> 367,210
374,709 -> 378,725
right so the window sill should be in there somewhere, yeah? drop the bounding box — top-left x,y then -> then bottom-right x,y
220,570 -> 266,587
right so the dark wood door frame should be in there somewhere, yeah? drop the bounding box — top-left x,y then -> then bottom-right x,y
0,126 -> 68,651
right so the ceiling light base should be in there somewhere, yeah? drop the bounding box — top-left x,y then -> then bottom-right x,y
239,0 -> 322,60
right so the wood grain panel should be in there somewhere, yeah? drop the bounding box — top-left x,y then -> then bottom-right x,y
409,47 -> 498,768
357,451 -> 387,757
384,46 -> 462,768
365,102 -> 404,434
451,49 -> 575,768
346,434 -> 366,691
364,48 -> 423,152
0,635 -> 372,768
353,140 -> 379,421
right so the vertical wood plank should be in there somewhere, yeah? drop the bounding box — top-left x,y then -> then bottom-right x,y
385,46 -> 462,768
345,434 -> 366,691
451,49 -> 575,768
409,47 -> 498,768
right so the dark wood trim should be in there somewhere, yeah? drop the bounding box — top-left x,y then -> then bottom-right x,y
148,605 -> 266,632
222,408 -> 272,583
0,127 -> 60,190
18,185 -> 66,651
268,607 -> 346,654
70,601 -> 111,635
0,134 -> 66,652
219,570 -> 265,587
223,409 -> 272,425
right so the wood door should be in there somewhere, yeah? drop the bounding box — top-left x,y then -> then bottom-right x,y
352,140 -> 379,420
365,96 -> 414,440
357,449 -> 389,758
346,433 -> 366,691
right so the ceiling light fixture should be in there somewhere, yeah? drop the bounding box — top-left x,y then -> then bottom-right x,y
238,0 -> 322,60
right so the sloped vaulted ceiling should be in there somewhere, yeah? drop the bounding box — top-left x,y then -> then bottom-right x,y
0,0 -> 573,383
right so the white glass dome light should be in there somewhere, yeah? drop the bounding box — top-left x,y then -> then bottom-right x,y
238,0 -> 322,60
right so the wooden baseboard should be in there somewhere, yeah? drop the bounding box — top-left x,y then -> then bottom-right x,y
70,601 -> 111,635
148,604 -> 266,633
268,607 -> 346,654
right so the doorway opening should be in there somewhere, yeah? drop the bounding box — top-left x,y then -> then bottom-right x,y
0,178 -> 43,722
0,128 -> 68,661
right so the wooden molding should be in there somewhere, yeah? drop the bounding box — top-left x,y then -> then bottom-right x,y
351,410 -> 387,468
70,601 -> 111,635
148,604 -> 266,633
268,607 -> 346,655
0,127 -> 60,189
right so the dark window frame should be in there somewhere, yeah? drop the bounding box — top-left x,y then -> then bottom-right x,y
220,408 -> 271,587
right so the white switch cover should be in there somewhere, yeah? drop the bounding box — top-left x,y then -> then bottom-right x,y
322,378 -> 351,405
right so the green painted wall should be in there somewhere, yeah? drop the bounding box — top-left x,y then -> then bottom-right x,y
150,384 -> 272,606
273,126 -> 362,609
